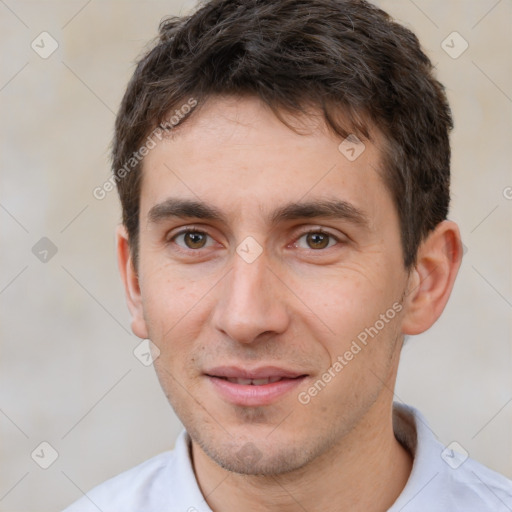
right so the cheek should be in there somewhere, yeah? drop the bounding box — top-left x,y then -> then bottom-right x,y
300,264 -> 403,354
139,262 -> 207,345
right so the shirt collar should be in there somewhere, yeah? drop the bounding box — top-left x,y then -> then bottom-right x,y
389,402 -> 446,511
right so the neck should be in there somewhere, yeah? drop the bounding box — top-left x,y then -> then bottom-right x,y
191,395 -> 413,512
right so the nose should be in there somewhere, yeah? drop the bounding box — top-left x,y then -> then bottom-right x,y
211,251 -> 290,345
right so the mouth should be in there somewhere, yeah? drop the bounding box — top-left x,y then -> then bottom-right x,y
204,366 -> 308,406
215,376 -> 288,385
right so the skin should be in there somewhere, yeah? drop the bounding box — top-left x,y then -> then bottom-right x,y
117,95 -> 462,512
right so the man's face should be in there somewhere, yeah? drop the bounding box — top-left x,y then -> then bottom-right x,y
130,95 -> 412,475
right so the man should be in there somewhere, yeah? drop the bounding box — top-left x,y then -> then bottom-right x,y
65,0 -> 512,510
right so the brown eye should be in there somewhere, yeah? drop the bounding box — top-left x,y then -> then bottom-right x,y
184,232 -> 207,249
172,230 -> 213,250
306,232 -> 330,249
294,230 -> 339,251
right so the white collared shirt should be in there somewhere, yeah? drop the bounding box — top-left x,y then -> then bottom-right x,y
63,402 -> 512,511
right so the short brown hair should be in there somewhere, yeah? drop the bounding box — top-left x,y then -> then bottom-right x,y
112,0 -> 453,269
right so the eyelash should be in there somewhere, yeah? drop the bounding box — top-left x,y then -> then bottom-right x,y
168,227 -> 343,254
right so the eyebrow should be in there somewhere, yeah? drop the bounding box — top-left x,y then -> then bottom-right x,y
147,197 -> 369,228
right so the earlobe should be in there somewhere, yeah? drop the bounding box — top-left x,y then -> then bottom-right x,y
401,220 -> 463,335
116,224 -> 149,339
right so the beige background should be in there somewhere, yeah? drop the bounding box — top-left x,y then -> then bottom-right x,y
1,1 -> 511,511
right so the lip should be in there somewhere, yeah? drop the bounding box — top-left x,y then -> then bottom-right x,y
205,365 -> 305,380
205,366 -> 308,406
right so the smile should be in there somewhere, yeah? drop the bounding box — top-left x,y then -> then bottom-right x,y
204,366 -> 308,406
221,376 -> 283,385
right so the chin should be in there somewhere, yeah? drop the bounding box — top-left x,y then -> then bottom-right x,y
189,423 -> 328,476
206,441 -> 311,476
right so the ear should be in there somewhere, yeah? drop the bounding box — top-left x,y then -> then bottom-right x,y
116,224 -> 149,339
401,220 -> 463,335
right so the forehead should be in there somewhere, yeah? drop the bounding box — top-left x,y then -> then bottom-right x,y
139,95 -> 393,227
